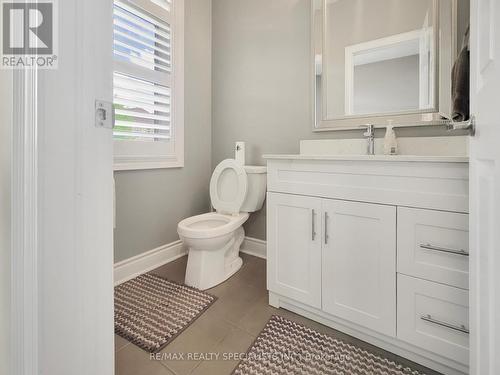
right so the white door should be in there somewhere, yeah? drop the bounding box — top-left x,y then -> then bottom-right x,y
469,1 -> 500,374
267,192 -> 322,308
322,199 -> 396,337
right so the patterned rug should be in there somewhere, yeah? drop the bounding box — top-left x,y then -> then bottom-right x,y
114,273 -> 217,353
233,315 -> 428,375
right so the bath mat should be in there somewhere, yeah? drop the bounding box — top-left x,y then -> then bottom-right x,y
232,315 -> 428,375
114,273 -> 217,353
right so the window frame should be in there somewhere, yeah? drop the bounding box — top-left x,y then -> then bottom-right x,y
113,0 -> 184,170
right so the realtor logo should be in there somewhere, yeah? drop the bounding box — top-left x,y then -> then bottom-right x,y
1,0 -> 58,69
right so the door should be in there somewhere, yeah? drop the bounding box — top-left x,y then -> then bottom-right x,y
322,199 -> 396,336
469,2 -> 500,373
267,192 -> 322,308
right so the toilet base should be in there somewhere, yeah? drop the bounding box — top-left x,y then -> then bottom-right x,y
184,227 -> 245,290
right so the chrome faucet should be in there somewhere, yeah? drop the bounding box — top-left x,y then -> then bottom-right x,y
361,124 -> 375,155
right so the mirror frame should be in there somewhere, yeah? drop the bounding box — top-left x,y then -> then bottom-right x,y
312,0 -> 458,131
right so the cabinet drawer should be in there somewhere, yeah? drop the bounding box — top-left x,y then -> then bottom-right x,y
397,207 -> 469,289
397,274 -> 469,366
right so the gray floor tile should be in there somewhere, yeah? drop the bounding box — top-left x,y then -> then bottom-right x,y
207,280 -> 265,325
115,343 -> 175,375
115,334 -> 130,352
159,312 -> 234,375
190,326 -> 256,375
150,256 -> 188,284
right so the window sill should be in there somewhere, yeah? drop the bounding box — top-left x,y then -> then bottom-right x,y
113,156 -> 184,171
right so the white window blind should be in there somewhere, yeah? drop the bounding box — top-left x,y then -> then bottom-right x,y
113,73 -> 171,140
113,2 -> 171,73
152,0 -> 172,11
113,0 -> 184,170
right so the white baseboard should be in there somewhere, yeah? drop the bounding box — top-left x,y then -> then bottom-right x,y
114,236 -> 267,286
241,236 -> 267,259
114,240 -> 187,286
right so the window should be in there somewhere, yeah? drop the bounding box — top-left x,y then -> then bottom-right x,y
113,0 -> 184,170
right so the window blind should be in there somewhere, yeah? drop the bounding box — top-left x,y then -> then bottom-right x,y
113,72 -> 171,141
113,2 -> 171,73
152,0 -> 172,11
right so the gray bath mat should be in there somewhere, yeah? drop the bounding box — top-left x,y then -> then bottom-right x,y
114,273 -> 217,353
233,315 -> 428,375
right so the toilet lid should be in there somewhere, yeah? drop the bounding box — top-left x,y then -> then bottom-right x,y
210,159 -> 248,214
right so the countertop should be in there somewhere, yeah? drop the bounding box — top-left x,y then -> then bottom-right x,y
262,154 -> 469,163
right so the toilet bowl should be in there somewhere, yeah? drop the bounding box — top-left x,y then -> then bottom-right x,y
177,159 -> 266,290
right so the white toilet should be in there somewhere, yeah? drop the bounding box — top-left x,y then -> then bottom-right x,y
177,159 -> 267,290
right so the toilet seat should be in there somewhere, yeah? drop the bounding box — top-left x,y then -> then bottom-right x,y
178,212 -> 249,239
209,159 -> 248,215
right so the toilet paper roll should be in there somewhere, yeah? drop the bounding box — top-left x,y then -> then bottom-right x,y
235,141 -> 246,166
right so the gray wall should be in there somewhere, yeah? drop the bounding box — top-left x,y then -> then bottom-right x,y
114,0 -> 212,262
211,0 -> 462,241
0,69 -> 12,374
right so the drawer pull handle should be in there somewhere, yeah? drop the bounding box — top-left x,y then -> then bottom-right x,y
420,243 -> 469,256
421,314 -> 470,334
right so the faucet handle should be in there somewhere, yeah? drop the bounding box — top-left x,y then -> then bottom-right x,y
360,124 -> 374,136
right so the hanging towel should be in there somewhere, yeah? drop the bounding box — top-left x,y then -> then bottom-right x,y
451,26 -> 470,121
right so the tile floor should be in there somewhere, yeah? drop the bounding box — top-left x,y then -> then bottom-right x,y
115,253 -> 441,375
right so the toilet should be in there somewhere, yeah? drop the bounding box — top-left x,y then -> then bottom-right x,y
177,159 -> 267,290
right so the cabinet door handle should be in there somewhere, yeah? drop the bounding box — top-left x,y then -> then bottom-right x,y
420,243 -> 469,256
324,212 -> 329,244
420,314 -> 470,334
311,209 -> 316,241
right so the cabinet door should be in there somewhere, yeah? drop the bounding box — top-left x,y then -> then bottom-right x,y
322,199 -> 396,336
267,192 -> 322,308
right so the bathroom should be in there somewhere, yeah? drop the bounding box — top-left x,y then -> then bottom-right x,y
3,0 -> 499,375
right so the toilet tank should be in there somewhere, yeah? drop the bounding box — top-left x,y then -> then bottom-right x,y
241,166 -> 267,213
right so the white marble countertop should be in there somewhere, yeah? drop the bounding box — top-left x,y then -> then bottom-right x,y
262,154 -> 469,163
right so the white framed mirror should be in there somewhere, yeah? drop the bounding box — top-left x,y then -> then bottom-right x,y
313,0 -> 469,131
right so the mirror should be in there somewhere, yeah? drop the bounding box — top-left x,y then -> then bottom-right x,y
313,0 -> 470,130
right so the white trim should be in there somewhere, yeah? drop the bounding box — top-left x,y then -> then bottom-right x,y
11,67 -> 39,375
114,240 -> 187,285
241,236 -> 267,259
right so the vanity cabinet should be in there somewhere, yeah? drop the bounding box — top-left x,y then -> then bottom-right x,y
267,193 -> 396,334
265,156 -> 470,375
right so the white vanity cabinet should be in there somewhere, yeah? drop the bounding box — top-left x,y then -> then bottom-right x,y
265,155 -> 469,375
267,194 -> 397,335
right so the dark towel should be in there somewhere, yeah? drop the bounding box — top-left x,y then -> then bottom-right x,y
451,26 -> 470,121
